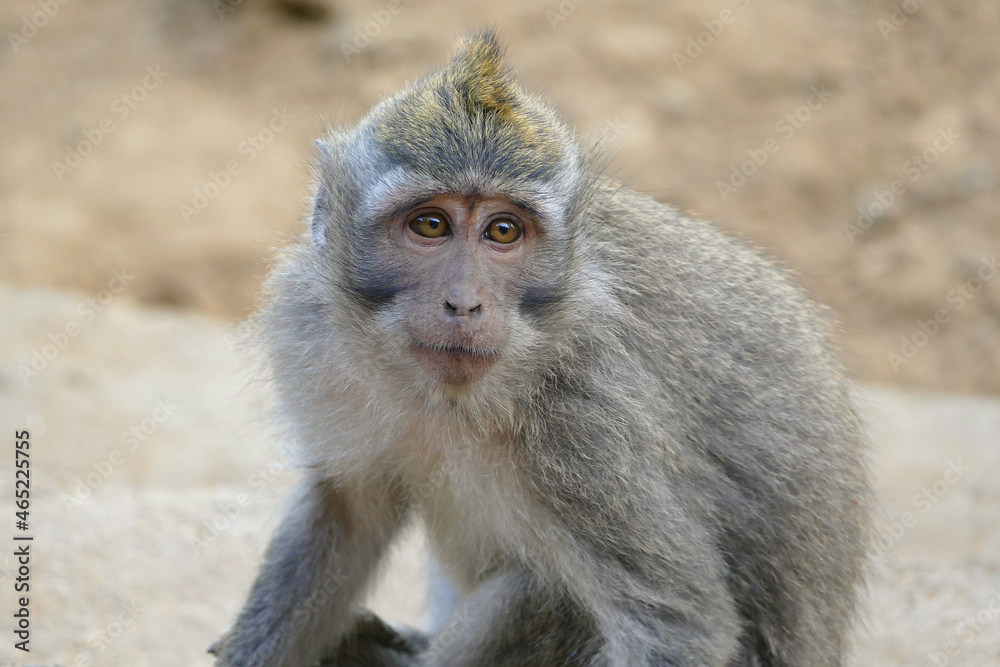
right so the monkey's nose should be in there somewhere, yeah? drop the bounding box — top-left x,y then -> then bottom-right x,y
444,299 -> 483,317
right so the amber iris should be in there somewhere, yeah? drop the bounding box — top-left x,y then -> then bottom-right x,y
486,218 -> 521,244
409,213 -> 450,238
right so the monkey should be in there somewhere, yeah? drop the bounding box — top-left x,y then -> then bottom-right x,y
210,30 -> 871,667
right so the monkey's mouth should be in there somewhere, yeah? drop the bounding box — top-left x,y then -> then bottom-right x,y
408,340 -> 500,385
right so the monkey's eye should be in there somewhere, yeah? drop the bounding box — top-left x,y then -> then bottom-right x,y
485,218 -> 521,244
409,212 -> 451,238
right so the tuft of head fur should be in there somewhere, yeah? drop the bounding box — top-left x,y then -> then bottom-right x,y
371,30 -> 569,184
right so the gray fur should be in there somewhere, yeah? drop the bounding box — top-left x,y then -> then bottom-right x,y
212,30 -> 871,667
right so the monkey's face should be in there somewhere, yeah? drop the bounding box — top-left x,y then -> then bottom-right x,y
304,33 -> 583,402
382,193 -> 538,387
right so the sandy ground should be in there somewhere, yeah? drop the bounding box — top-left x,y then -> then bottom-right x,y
1,287 -> 999,665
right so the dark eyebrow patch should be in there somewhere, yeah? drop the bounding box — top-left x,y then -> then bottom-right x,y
511,198 -> 541,219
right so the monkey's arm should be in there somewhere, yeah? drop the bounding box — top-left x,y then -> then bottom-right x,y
211,474 -> 407,667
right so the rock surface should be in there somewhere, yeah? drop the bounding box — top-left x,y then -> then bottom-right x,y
0,286 -> 998,665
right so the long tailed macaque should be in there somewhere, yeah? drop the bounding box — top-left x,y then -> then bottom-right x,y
211,31 -> 871,667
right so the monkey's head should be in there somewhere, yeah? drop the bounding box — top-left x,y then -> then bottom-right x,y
304,31 -> 600,404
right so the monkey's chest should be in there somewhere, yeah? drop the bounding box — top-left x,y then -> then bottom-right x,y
404,438 -> 529,591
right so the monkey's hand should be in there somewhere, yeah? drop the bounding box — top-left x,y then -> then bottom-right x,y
321,610 -> 429,666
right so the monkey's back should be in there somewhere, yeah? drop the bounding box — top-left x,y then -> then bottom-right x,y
580,186 -> 871,663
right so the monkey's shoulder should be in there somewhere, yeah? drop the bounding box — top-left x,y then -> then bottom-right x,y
590,187 -> 817,328
576,187 -> 847,422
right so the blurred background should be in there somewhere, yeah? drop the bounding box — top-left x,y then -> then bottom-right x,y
0,0 -> 997,665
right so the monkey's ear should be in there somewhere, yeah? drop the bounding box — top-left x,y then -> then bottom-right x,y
311,139 -> 334,247
311,186 -> 330,247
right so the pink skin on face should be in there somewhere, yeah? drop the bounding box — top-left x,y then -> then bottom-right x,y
394,194 -> 536,386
